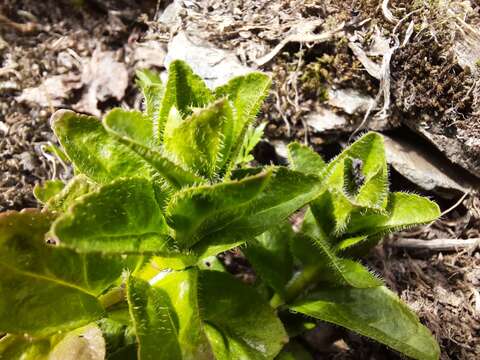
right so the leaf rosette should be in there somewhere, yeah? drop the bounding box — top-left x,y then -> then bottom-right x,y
0,60 -> 440,360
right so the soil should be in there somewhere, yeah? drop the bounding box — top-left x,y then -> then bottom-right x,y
1,0 -> 479,359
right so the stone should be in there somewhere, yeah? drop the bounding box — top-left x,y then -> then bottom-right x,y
164,31 -> 252,88
383,134 -> 479,197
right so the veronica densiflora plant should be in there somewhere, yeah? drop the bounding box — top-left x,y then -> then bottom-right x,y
0,60 -> 440,360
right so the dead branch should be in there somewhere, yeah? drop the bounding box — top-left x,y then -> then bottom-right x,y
392,238 -> 480,251
254,23 -> 345,67
381,0 -> 398,23
0,13 -> 40,33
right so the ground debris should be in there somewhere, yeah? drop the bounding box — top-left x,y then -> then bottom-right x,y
17,73 -> 81,108
74,48 -> 129,116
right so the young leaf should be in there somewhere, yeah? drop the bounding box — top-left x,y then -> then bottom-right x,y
347,192 -> 440,239
104,109 -> 155,148
234,122 -> 266,166
287,142 -> 326,176
309,190 -> 357,239
243,221 -> 294,297
136,69 -> 164,131
126,276 -> 183,359
214,72 -> 271,172
340,192 -> 441,255
162,106 -> 183,148
163,100 -> 230,179
304,133 -> 389,237
158,60 -> 213,137
104,112 -> 204,189
353,163 -> 389,210
292,210 -> 381,290
290,286 -> 440,360
33,180 -> 65,204
44,175 -> 98,213
214,72 -> 271,140
53,178 -> 175,253
199,270 -> 288,359
51,110 -> 154,183
363,192 -> 440,234
0,210 -> 105,336
325,132 -> 386,189
334,234 -> 369,252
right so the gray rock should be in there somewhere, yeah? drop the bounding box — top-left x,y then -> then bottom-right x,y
383,134 -> 479,197
403,117 -> 480,179
164,31 -> 252,88
306,108 -> 350,133
327,88 -> 374,115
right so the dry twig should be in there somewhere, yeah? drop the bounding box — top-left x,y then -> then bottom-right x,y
0,13 -> 40,33
254,22 -> 345,67
393,238 -> 480,252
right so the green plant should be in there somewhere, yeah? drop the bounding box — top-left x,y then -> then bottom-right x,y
0,60 -> 440,360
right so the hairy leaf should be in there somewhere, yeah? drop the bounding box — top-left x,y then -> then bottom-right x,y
167,169 -> 270,249
126,277 -> 183,360
53,178 -> 174,253
199,270 -> 287,359
214,72 -> 270,140
33,180 -> 65,204
104,109 -> 155,148
341,192 -> 441,255
214,72 -> 271,172
136,69 -> 164,134
290,286 -> 440,360
158,60 -> 213,137
292,212 -> 381,290
287,142 -> 326,176
353,163 -> 388,210
243,221 -> 294,297
152,269 -> 212,358
325,132 -> 386,191
234,122 -> 266,166
164,100 -> 229,178
52,110 -> 153,183
292,233 -> 381,289
168,167 -> 322,256
45,175 -> 98,212
0,334 -> 51,360
193,167 -> 323,258
0,210 -> 107,336
104,112 -> 204,189
127,270 -> 212,359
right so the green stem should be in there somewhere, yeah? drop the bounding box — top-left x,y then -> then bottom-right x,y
99,286 -> 125,309
270,265 -> 321,309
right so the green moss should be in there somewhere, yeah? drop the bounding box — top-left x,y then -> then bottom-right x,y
300,54 -> 334,102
